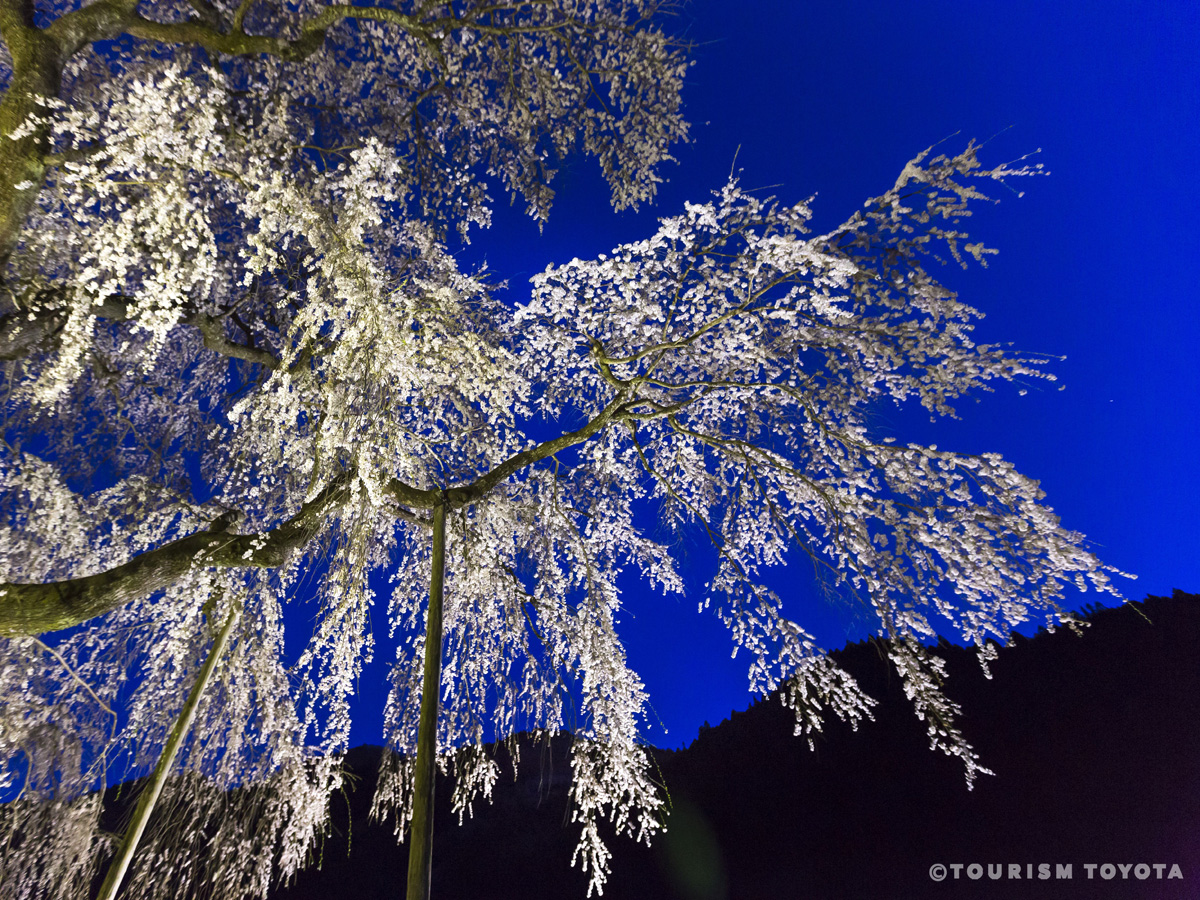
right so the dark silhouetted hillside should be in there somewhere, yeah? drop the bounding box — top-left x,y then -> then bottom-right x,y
176,591 -> 1200,899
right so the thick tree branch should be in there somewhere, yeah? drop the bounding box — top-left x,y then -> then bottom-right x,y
449,393 -> 632,506
0,294 -> 282,367
43,0 -> 139,59
123,17 -> 325,61
189,313 -> 281,369
0,472 -> 353,636
0,306 -> 64,359
0,396 -> 614,634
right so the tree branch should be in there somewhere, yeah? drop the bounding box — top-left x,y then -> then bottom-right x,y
0,294 -> 282,368
122,17 -> 324,62
450,392 -> 632,506
0,472 -> 353,636
231,0 -> 255,33
379,393 -> 635,516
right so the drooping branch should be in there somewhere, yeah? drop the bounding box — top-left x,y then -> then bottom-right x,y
295,3 -> 582,41
0,472 -> 352,636
0,0 -> 331,268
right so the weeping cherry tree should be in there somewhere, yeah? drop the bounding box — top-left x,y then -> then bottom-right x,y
0,0 -> 1125,897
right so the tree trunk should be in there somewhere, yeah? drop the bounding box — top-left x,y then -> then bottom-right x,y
95,598 -> 241,900
0,20 -> 61,273
405,495 -> 446,900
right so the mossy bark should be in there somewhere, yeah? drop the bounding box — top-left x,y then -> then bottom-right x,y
0,473 -> 353,636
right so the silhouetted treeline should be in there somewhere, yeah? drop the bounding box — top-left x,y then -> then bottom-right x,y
130,591 -> 1200,899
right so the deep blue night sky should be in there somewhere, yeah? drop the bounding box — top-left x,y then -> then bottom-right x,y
351,1 -> 1199,749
